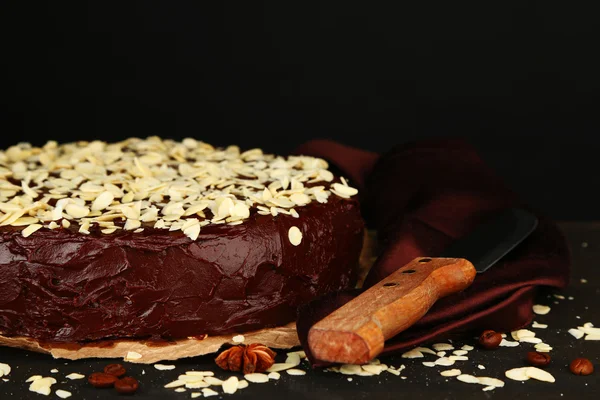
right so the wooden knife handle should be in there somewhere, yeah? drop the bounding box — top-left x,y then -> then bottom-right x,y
308,257 -> 476,364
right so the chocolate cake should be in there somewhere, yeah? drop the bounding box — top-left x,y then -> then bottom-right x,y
0,138 -> 363,344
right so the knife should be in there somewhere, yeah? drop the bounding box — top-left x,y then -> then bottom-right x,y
307,207 -> 538,364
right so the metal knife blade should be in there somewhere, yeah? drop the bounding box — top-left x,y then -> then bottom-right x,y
439,207 -> 538,272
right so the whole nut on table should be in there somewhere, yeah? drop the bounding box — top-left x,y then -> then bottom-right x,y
478,330 -> 503,349
527,351 -> 551,367
570,358 -> 594,376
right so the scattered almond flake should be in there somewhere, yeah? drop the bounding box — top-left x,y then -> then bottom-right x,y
286,369 -> 306,376
499,339 -> 520,347
569,328 -> 585,339
520,337 -> 543,344
232,334 -> 245,343
401,349 -> 424,359
237,379 -> 248,389
61,219 -> 70,228
461,345 -> 474,351
285,353 -> 302,367
203,376 -> 223,386
21,223 -> 43,237
154,364 -> 176,370
287,350 -> 307,359
532,321 -> 548,329
440,369 -> 461,377
347,377 -> 353,381
267,372 -> 280,380
26,375 -> 43,382
386,368 -> 401,376
174,388 -> 186,393
432,343 -> 454,351
505,367 -> 531,381
55,389 -> 72,399
585,334 -> 600,340
191,393 -> 201,399
578,326 -> 600,335
413,347 -> 436,355
288,226 -> 302,246
361,364 -> 386,375
125,351 -> 143,360
422,362 -> 436,367
512,329 -> 536,341
436,351 -> 446,357
448,356 -> 468,361
434,357 -> 455,366
339,364 -> 362,375
202,388 -> 219,397
0,363 -> 10,376
50,369 -> 59,373
525,367 -> 555,383
457,374 -> 480,384
222,376 -> 239,394
581,278 -> 588,283
501,333 -> 507,338
185,381 -> 210,389
245,373 -> 269,383
267,363 -> 297,373
584,322 -> 594,328
65,373 -> 85,380
553,294 -> 565,300
179,371 -> 204,380
477,377 -> 504,387
532,304 -> 551,315
29,377 -> 57,396
482,386 -> 496,391
164,380 -> 186,388
534,343 -> 553,352
478,365 -> 486,370
452,350 -> 468,356
185,371 -> 214,377
568,296 -> 574,300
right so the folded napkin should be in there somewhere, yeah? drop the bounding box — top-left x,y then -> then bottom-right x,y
294,138 -> 570,366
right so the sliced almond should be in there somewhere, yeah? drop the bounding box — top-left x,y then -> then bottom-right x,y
532,305 -> 551,315
525,367 -> 555,383
440,369 -> 461,377
222,376 -> 239,394
505,367 -> 531,381
286,369 -> 306,376
457,374 -> 480,384
244,373 -> 269,383
432,343 -> 454,351
401,349 -> 424,359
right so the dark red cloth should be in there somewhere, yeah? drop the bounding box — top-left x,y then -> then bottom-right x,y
294,138 -> 570,366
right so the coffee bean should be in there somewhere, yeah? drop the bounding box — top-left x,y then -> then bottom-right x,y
478,330 -> 502,349
570,358 -> 594,376
88,372 -> 118,388
527,351 -> 551,367
115,376 -> 139,394
104,363 -> 127,377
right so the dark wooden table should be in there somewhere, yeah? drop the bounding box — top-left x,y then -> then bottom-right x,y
1,222 -> 598,399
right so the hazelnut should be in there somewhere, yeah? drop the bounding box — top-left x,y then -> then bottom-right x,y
478,330 -> 503,349
570,358 -> 594,376
527,351 -> 551,367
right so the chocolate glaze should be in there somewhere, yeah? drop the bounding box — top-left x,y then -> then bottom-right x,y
0,196 -> 363,342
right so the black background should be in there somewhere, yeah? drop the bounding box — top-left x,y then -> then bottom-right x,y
1,2 -> 598,219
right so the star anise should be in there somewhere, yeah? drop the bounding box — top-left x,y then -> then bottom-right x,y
215,343 -> 277,374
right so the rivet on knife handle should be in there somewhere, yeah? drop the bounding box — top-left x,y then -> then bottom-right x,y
307,257 -> 476,365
